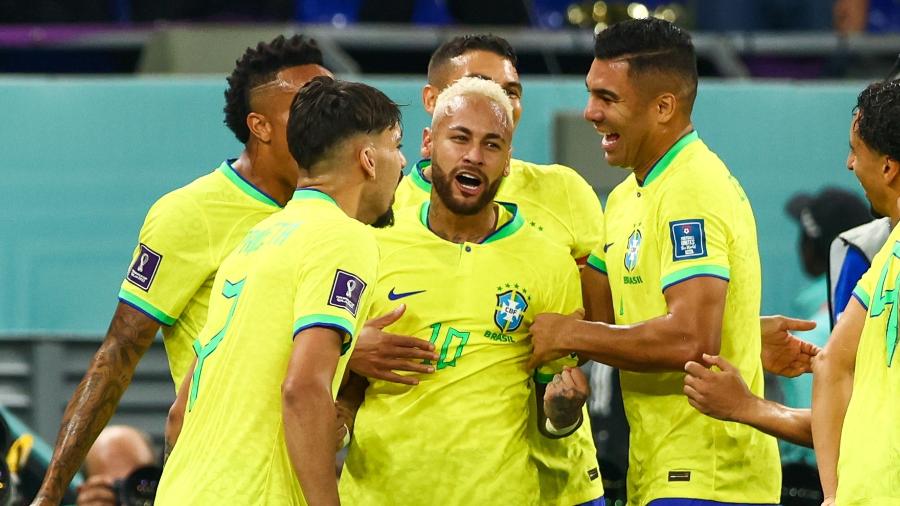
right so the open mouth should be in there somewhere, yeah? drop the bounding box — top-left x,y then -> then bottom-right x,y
601,133 -> 620,151
453,171 -> 484,197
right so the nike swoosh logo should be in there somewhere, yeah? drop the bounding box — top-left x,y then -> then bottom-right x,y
388,288 -> 426,301
603,242 -> 615,253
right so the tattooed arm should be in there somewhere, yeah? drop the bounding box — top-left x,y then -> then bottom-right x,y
32,302 -> 160,505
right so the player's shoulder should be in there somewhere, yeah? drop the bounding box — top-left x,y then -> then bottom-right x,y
506,206 -> 574,265
510,158 -> 590,188
374,204 -> 425,254
146,165 -> 227,216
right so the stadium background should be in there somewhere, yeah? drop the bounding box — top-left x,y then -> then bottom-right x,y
0,0 -> 897,503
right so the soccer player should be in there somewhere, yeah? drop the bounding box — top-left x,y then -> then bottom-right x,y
528,19 -> 781,505
393,34 -> 604,263
33,34 -> 332,505
155,77 -> 405,505
339,77 -> 592,506
367,34 -> 606,506
813,80 -> 900,505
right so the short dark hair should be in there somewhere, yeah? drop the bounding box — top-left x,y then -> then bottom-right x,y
224,34 -> 325,144
855,80 -> 900,160
594,18 -> 698,108
287,77 -> 402,170
427,34 -> 517,85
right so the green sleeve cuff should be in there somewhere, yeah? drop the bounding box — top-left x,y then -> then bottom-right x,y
852,285 -> 870,310
661,265 -> 730,291
118,289 -> 177,326
533,369 -> 556,384
586,253 -> 607,274
293,314 -> 355,354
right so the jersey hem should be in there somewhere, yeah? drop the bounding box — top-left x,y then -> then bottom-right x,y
852,285 -> 870,310
117,289 -> 177,326
586,254 -> 607,274
661,265 -> 730,291
293,314 -> 355,353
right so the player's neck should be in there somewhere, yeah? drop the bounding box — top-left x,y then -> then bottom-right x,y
633,123 -> 694,183
296,173 -> 366,222
427,199 -> 498,244
232,148 -> 296,206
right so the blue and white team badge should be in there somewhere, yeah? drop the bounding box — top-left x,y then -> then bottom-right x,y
624,229 -> 642,272
670,219 -> 707,260
494,288 -> 529,333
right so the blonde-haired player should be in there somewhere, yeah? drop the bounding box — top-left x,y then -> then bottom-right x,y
339,77 -> 593,505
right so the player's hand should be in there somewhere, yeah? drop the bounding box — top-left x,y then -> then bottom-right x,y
821,496 -> 836,506
527,309 -> 584,371
334,401 -> 354,452
760,315 -> 820,377
683,354 -> 756,423
75,475 -> 117,506
543,367 -> 589,428
349,305 -> 439,385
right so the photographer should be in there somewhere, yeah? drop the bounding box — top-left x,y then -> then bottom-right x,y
75,426 -> 155,506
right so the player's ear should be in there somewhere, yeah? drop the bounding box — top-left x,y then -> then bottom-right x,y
423,84 -> 439,115
655,92 -> 677,123
421,127 -> 433,159
503,150 -> 512,177
246,112 -> 273,143
884,155 -> 900,185
359,143 -> 377,180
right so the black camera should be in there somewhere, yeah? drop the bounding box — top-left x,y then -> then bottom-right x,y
112,465 -> 162,506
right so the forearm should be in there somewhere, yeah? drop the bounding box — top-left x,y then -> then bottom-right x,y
283,387 -> 340,506
568,317 -> 715,371
36,305 -> 155,502
812,356 -> 854,497
336,372 -> 368,420
737,396 -> 812,448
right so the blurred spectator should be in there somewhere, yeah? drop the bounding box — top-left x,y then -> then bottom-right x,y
780,187 -> 869,466
696,0 -> 833,31
834,0 -> 900,33
76,426 -> 156,506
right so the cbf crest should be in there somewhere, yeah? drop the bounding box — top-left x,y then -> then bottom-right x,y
624,229 -> 642,272
494,284 -> 531,333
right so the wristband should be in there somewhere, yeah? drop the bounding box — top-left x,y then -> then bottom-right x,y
341,424 -> 351,449
545,417 -> 581,437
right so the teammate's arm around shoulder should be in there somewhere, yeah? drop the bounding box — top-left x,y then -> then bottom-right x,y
283,327 -> 346,506
33,303 -> 160,505
812,298 -> 866,501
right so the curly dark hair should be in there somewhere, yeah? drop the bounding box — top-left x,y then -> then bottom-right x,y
594,18 -> 697,109
287,77 -> 402,171
224,34 -> 325,144
427,34 -> 517,85
855,80 -> 900,160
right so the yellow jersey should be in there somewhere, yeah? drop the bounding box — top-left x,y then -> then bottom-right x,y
339,201 -> 596,506
155,189 -> 378,506
839,223 -> 900,504
591,132 -> 780,504
118,160 -> 281,388
394,158 -> 606,504
394,158 -> 604,261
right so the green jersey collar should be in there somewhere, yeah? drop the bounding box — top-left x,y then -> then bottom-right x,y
291,188 -> 338,206
410,158 -> 432,193
640,131 -> 699,187
418,200 -> 524,244
218,159 -> 282,208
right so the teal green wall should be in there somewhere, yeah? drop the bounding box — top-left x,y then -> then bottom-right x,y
0,76 -> 867,334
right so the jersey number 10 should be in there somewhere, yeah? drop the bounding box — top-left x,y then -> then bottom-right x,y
423,323 -> 470,370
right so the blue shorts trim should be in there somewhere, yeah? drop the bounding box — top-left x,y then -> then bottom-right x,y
575,498 -> 605,506
647,499 -> 777,506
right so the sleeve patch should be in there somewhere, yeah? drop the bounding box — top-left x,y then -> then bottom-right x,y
670,219 -> 707,261
126,243 -> 163,291
328,269 -> 366,317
